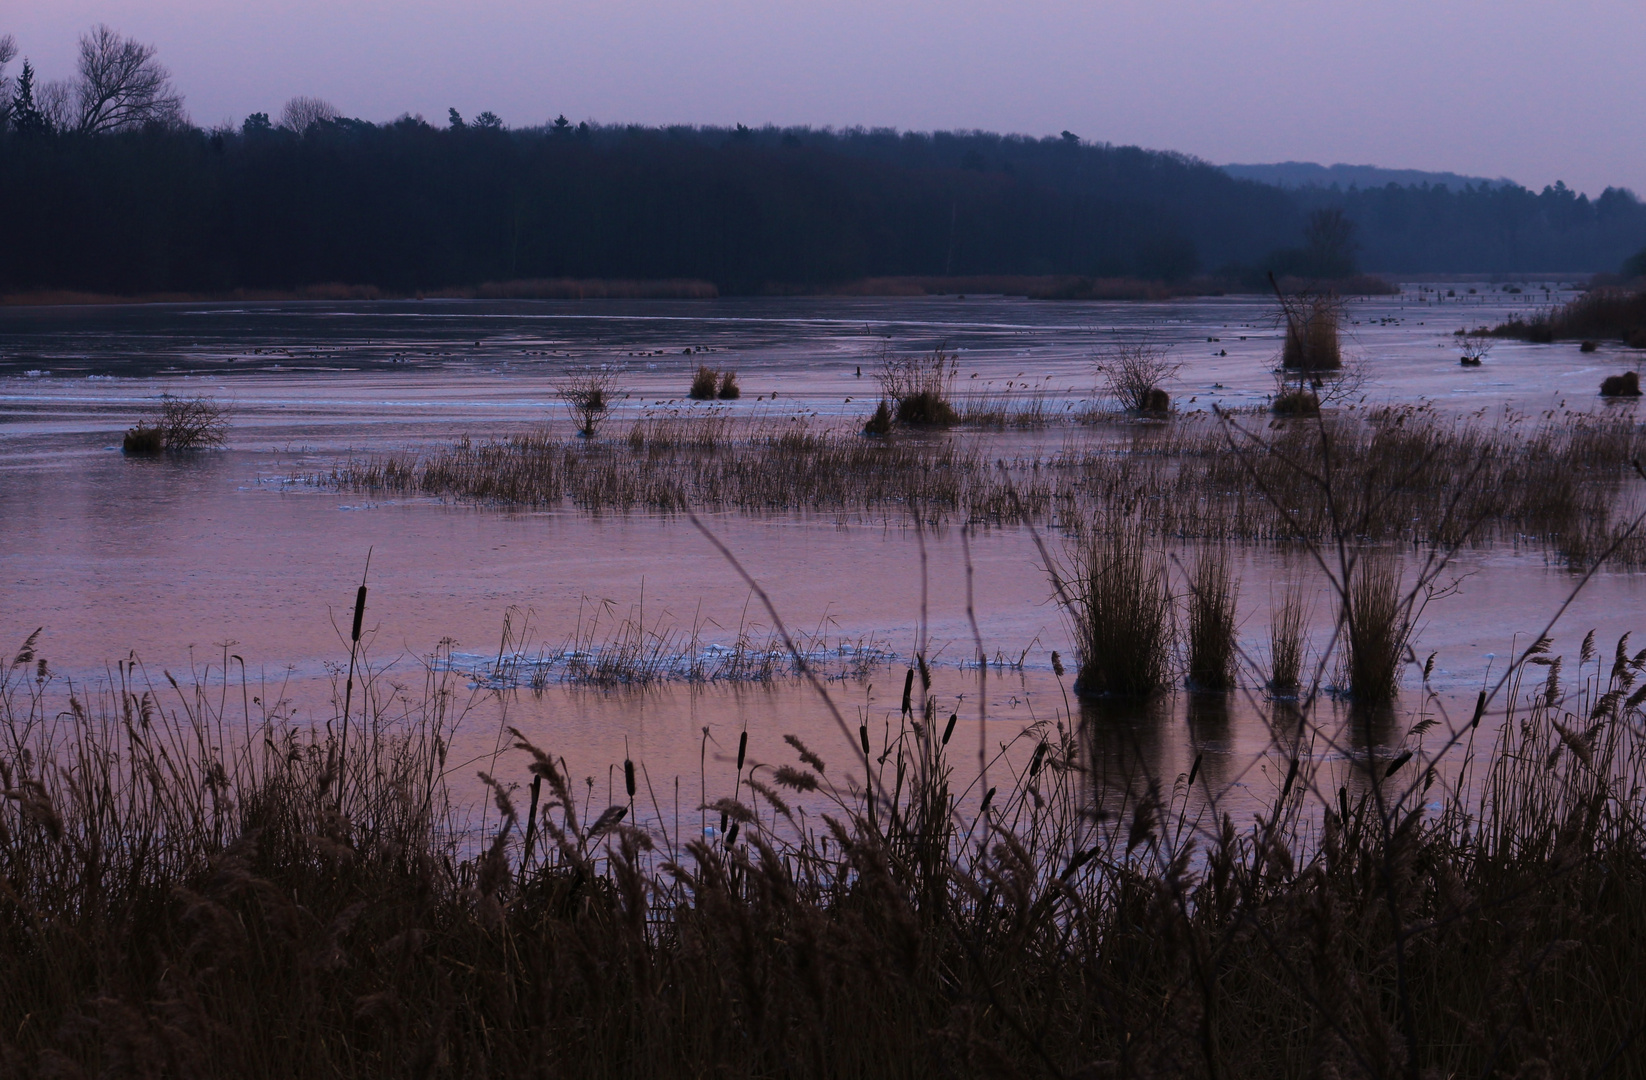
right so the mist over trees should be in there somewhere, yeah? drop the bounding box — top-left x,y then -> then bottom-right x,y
2,25 -> 1644,297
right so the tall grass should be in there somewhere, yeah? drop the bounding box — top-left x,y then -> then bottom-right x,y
1184,546 -> 1239,690
1492,284 -> 1646,345
3,608 -> 1645,1077
1278,292 -> 1344,371
1065,519 -> 1175,696
1268,579 -> 1309,694
1341,552 -> 1410,703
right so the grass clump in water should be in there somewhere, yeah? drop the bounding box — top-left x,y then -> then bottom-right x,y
1184,546 -> 1239,690
688,364 -> 718,400
1341,551 -> 1411,703
877,346 -> 959,428
1267,580 -> 1308,694
1600,370 -> 1642,397
1065,520 -> 1174,697
1098,342 -> 1178,415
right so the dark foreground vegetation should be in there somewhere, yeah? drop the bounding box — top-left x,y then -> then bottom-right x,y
4,27 -> 1645,297
4,575 -> 1646,1077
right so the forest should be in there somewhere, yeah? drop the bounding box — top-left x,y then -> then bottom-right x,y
3,26 -> 1645,296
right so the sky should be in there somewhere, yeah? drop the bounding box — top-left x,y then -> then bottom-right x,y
6,0 -> 1644,197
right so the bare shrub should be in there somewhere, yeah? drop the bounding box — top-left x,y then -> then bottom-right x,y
1459,329 -> 1494,366
557,370 -> 618,438
123,394 -> 228,453
877,346 -> 959,428
1184,546 -> 1238,690
1098,343 -> 1179,413
1065,520 -> 1174,696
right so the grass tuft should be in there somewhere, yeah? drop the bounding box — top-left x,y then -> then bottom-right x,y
1184,546 -> 1239,690
1066,520 -> 1174,696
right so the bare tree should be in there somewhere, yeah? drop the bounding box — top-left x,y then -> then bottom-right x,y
38,79 -> 76,132
73,25 -> 183,133
0,35 -> 16,126
280,95 -> 337,133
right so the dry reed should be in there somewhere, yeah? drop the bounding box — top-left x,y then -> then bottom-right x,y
1184,546 -> 1239,690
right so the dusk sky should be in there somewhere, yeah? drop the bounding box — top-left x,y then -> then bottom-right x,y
8,0 -> 1644,197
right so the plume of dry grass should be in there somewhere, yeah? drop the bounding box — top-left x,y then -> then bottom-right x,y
3,609 -> 1646,1077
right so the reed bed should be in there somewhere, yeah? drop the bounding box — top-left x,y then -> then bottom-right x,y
3,600 -> 1646,1077
329,406 -> 1646,567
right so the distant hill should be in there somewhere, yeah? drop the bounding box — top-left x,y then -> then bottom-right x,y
1224,161 -> 1516,192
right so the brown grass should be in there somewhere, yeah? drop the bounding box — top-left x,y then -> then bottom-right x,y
877,347 -> 960,428
1184,546 -> 1239,690
1064,518 -> 1175,697
326,406 -> 1646,566
2,596 -> 1645,1077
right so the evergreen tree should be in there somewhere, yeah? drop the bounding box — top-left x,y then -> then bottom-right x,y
10,60 -> 51,136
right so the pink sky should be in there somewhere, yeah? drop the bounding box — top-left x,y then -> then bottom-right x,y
8,0 -> 1644,196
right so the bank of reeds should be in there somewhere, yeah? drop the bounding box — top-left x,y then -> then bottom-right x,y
328,406 -> 1646,567
1340,552 -> 1411,703
3,602 -> 1646,1076
1492,285 -> 1646,346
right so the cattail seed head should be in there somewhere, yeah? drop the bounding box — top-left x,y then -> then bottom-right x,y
624,759 -> 636,798
351,585 -> 368,642
941,711 -> 957,745
736,731 -> 747,771
859,725 -> 871,756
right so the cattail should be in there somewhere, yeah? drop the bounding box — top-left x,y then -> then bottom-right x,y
1030,741 -> 1048,777
1051,650 -> 1064,676
1281,758 -> 1298,799
1470,689 -> 1487,728
725,822 -> 740,847
1339,786 -> 1350,824
351,585 -> 368,642
859,725 -> 871,756
941,711 -> 957,745
736,731 -> 747,772
1384,750 -> 1413,778
980,786 -> 996,814
1187,753 -> 1201,788
624,759 -> 636,798
901,669 -> 914,716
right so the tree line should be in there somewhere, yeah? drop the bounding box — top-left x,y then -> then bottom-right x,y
2,26 -> 1643,296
